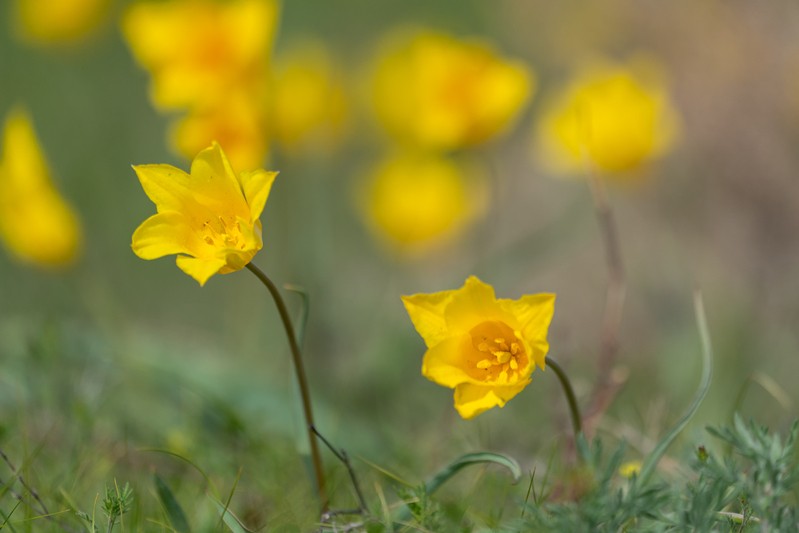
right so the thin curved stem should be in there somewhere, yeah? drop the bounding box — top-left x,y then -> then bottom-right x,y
546,357 -> 582,440
245,262 -> 327,510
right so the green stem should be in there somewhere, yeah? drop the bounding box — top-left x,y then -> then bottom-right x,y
245,262 -> 327,510
546,357 -> 583,439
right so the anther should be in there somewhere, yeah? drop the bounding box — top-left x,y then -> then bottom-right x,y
493,351 -> 511,364
476,359 -> 492,369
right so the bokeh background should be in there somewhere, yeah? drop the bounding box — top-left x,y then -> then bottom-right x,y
2,0 -> 799,529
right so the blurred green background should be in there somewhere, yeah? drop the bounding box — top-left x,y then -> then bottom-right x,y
2,0 -> 799,529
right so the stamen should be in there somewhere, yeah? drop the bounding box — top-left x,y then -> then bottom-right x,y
477,342 -> 490,352
476,359 -> 492,369
510,358 -> 518,370
498,370 -> 508,384
493,351 -> 511,364
511,343 -> 520,355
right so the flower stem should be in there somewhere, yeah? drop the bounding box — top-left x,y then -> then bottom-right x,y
546,357 -> 582,439
245,262 -> 327,510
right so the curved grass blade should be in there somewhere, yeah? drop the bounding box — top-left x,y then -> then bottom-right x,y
636,291 -> 713,486
394,451 -> 521,525
154,475 -> 191,533
139,448 -> 218,500
423,451 -> 522,494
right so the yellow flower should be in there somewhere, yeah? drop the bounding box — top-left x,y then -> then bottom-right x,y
13,0 -> 109,46
360,152 -> 485,255
271,40 -> 349,154
618,460 -> 642,479
536,59 -> 680,175
131,142 -> 277,286
0,109 -> 82,268
402,276 -> 555,419
170,89 -> 269,171
122,0 -> 279,110
371,30 -> 533,150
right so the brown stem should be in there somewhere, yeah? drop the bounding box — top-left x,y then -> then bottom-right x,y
245,262 -> 328,510
584,169 -> 627,436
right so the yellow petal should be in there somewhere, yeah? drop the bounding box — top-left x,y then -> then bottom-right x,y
238,169 -> 277,221
189,142 -> 249,215
453,381 -> 530,419
444,276 -> 505,332
452,384 -> 502,419
401,288 -> 457,347
175,255 -> 227,286
132,163 -> 194,213
131,211 -> 201,260
421,334 -> 475,388
500,293 -> 556,341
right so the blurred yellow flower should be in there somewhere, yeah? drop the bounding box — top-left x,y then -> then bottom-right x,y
131,142 -> 277,286
371,30 -> 533,150
618,460 -> 642,478
360,152 -> 485,255
14,0 -> 109,45
170,90 -> 269,171
402,276 -> 555,419
536,59 -> 680,175
271,41 -> 349,154
0,109 -> 82,268
122,0 -> 278,110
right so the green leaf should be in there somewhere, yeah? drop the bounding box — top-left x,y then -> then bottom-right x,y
154,475 -> 191,533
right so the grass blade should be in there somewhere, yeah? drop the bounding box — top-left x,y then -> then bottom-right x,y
637,291 -> 714,485
394,451 -> 521,525
211,498 -> 252,533
154,475 -> 191,533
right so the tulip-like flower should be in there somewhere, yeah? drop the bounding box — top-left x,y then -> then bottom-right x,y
0,109 -> 82,268
13,0 -> 109,46
402,276 -> 555,419
170,89 -> 269,172
536,59 -> 680,175
360,152 -> 485,255
131,142 -> 277,286
122,0 -> 278,110
271,41 -> 349,154
371,30 -> 533,150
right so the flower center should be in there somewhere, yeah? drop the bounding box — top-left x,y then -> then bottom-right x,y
467,320 -> 528,384
201,215 -> 247,251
